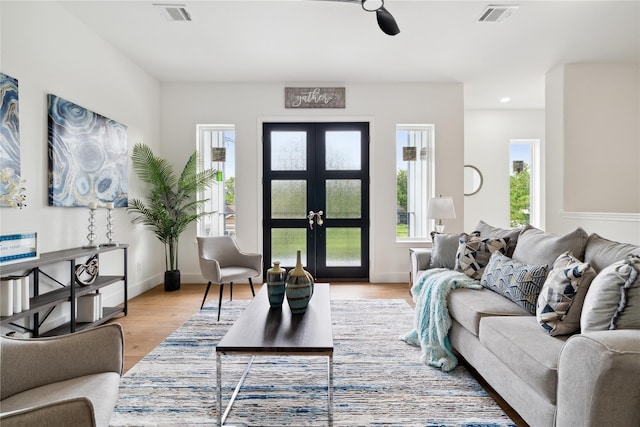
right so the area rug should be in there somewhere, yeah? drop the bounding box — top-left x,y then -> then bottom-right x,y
110,299 -> 516,426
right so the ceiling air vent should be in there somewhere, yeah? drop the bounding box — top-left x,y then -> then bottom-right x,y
153,4 -> 192,22
478,5 -> 519,22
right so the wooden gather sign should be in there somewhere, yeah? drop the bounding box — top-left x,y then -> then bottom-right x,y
285,87 -> 345,109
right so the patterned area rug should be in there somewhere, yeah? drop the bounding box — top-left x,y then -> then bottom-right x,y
111,299 -> 516,426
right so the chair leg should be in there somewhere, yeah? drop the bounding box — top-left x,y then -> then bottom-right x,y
249,278 -> 255,296
217,283 -> 224,321
200,281 -> 212,310
230,282 -> 233,301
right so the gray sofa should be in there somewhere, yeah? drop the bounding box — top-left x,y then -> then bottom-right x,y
410,223 -> 640,427
0,323 -> 124,427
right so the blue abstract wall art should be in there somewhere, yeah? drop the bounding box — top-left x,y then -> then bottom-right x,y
0,73 -> 20,206
48,94 -> 128,207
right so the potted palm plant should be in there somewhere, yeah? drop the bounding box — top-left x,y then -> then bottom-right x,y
128,143 -> 218,291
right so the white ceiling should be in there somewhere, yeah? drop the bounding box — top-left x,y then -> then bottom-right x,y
59,0 -> 640,109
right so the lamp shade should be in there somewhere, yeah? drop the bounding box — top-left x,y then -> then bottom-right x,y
427,196 -> 456,220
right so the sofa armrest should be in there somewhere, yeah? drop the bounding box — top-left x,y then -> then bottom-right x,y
1,323 -> 123,400
409,248 -> 432,286
556,329 -> 640,427
1,397 -> 96,427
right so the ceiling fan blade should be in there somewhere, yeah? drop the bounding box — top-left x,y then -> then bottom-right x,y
376,6 -> 400,36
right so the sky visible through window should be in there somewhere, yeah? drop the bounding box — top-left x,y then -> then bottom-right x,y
510,142 -> 531,172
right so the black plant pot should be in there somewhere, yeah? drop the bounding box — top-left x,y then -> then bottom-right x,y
164,270 -> 181,292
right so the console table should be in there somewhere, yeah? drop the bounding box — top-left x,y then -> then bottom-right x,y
0,244 -> 128,337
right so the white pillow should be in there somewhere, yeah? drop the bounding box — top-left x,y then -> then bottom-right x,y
581,255 -> 640,333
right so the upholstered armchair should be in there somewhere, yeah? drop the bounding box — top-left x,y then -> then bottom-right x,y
0,323 -> 124,427
197,236 -> 262,320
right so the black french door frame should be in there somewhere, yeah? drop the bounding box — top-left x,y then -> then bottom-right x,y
262,122 -> 370,281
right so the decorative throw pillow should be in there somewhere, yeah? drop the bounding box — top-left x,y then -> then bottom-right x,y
512,226 -> 589,267
429,231 -> 479,270
581,255 -> 640,332
474,220 -> 523,257
455,233 -> 509,280
536,251 -> 597,336
481,251 -> 549,314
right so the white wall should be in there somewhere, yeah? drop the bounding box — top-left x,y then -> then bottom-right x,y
160,82 -> 465,283
545,64 -> 640,244
564,64 -> 639,213
0,1 -> 162,331
463,109 -> 545,232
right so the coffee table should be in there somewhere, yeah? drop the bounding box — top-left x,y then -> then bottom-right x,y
216,283 -> 333,426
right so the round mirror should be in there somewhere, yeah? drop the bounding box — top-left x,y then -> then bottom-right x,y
464,165 -> 483,196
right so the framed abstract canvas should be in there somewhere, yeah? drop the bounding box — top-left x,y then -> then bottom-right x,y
48,94 -> 128,207
0,73 -> 20,207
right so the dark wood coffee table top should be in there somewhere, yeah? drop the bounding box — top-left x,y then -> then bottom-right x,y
216,283 -> 333,354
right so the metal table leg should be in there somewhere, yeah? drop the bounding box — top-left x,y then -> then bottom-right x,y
328,353 -> 334,426
217,354 -> 255,426
217,352 -> 222,426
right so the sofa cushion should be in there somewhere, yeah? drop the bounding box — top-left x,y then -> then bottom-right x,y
481,251 -> 549,314
0,372 -> 120,427
455,233 -> 509,280
448,287 -> 530,337
536,251 -> 596,336
581,255 -> 640,332
512,226 -> 589,267
429,232 -> 464,269
480,316 -> 568,404
583,233 -> 640,273
474,220 -> 523,257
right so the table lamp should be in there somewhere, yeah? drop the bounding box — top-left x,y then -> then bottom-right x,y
427,196 -> 456,233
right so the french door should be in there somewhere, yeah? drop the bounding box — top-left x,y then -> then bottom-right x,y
263,122 -> 369,280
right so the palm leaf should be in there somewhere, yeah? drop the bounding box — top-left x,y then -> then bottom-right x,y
127,143 -> 217,271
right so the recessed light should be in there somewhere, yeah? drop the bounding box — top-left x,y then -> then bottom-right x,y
500,97 -> 511,103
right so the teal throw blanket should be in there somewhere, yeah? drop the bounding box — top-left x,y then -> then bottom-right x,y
401,268 -> 481,372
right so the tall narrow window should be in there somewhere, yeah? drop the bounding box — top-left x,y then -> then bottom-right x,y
396,125 -> 435,240
509,139 -> 541,228
197,124 -> 235,237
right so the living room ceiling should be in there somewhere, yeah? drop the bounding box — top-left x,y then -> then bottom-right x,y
58,0 -> 639,109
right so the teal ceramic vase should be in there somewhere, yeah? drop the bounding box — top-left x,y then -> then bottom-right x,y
285,250 -> 314,314
266,261 -> 287,308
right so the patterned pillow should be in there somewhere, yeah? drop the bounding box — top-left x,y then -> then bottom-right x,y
455,233 -> 509,280
537,251 -> 596,336
474,220 -> 523,257
481,251 -> 549,314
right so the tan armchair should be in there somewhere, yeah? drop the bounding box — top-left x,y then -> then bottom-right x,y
0,323 -> 124,427
197,236 -> 262,320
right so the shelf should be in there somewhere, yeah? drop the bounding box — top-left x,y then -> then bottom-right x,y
0,276 -> 125,324
40,307 -> 125,337
0,245 -> 128,337
0,244 -> 129,275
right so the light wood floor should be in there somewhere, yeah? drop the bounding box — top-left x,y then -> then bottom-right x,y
108,281 -> 526,426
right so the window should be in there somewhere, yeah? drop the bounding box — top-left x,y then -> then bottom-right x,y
196,124 -> 235,237
509,139 -> 541,228
396,125 -> 435,240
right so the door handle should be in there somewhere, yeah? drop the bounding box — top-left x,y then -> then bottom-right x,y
307,210 -> 324,230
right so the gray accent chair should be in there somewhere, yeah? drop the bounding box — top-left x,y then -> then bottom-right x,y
197,236 -> 263,320
0,323 -> 124,427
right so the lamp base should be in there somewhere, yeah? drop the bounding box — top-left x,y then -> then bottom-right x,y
435,224 -> 446,233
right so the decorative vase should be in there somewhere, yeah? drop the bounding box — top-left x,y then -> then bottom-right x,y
164,270 -> 181,292
266,261 -> 287,308
285,250 -> 314,314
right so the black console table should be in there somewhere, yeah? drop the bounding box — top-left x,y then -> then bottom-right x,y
0,244 -> 128,337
